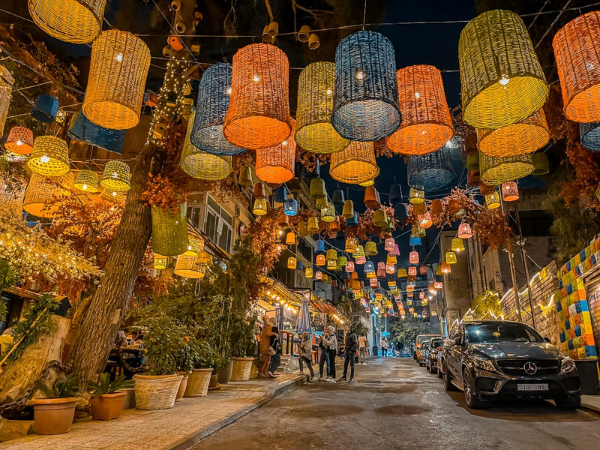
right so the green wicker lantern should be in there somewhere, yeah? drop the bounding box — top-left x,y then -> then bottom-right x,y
151,202 -> 189,256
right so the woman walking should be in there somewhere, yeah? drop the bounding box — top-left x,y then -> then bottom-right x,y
298,331 -> 314,382
325,326 -> 337,382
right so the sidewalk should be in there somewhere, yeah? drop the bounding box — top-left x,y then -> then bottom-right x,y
0,372 -> 309,450
582,395 -> 600,414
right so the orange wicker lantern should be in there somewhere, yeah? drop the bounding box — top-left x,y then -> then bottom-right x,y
479,182 -> 496,196
386,65 -> 454,155
5,126 -> 34,155
23,172 -> 74,218
223,44 -> 292,150
553,11 -> 600,122
255,119 -> 296,183
430,199 -> 443,221
409,251 -> 419,265
408,266 -> 417,276
316,254 -> 325,266
330,140 -> 379,185
441,261 -> 451,274
502,181 -> 519,202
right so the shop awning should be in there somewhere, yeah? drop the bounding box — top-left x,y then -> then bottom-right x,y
310,295 -> 345,318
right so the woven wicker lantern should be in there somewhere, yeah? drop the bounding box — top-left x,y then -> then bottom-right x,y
458,10 -> 548,129
532,152 -> 550,176
0,66 -> 14,138
346,261 -> 355,273
332,31 -> 401,141
554,12 -> 600,122
365,241 -> 378,256
284,198 -> 298,216
316,254 -> 326,266
419,212 -> 433,229
69,111 -> 126,154
23,172 -> 74,218
327,259 -> 338,270
174,255 -> 205,279
4,127 -> 34,155
364,261 -> 375,273
296,62 -> 350,154
288,257 -> 297,269
28,0 -> 105,44
345,237 -> 358,254
479,182 -> 496,196
31,95 -> 59,123
191,63 -> 245,155
84,30 -> 150,130
408,267 -> 417,277
184,237 -> 204,257
338,256 -> 348,268
407,148 -> 455,191
477,108 -> 550,157
387,65 -> 454,155
409,251 -> 419,264
305,267 -> 314,278
154,254 -> 167,270
100,160 -> 130,192
485,192 -> 501,210
467,170 -> 481,187
409,188 -> 425,204
74,170 -> 99,193
307,217 -> 319,233
253,198 -> 268,216
398,268 -> 408,277
580,122 -> 600,151
501,181 -> 519,202
410,236 -> 421,246
384,237 -> 395,252
224,44 -> 291,149
451,238 -> 465,253
181,112 -> 232,180
27,136 -> 70,177
256,120 -> 296,183
446,251 -> 457,265
330,141 -> 379,185
354,245 -> 365,258
480,152 -> 534,185
315,271 -> 323,280
373,209 -> 387,228
151,203 -> 189,257
285,231 -> 296,246
377,262 -> 386,278
321,203 -> 336,222
458,222 -> 472,239
309,177 -> 327,199
386,254 -> 397,266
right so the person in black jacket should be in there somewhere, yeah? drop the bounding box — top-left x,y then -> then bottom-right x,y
339,327 -> 358,382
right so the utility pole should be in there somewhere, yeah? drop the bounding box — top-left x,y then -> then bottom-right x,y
501,194 -> 522,322
513,201 -> 537,330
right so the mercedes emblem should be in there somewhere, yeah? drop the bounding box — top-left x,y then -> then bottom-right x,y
523,362 -> 538,375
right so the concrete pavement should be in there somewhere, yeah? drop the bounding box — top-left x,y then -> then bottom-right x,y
196,357 -> 600,450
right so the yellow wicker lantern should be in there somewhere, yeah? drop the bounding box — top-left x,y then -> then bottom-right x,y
196,250 -> 213,265
27,136 -> 70,177
295,62 -> 350,154
365,241 -> 378,256
83,30 -> 151,130
345,237 -> 358,254
451,238 -> 465,252
184,237 -> 204,257
23,172 -> 74,218
458,10 -> 548,129
326,249 -> 337,261
387,65 -> 454,155
354,245 -> 365,258
74,170 -> 99,193
359,179 -> 375,187
307,216 -> 319,233
477,108 -> 550,157
446,251 -> 457,265
174,255 -> 206,278
342,200 -> 354,219
151,203 -> 189,257
255,119 -> 296,184
0,66 -> 14,139
327,259 -> 337,270
285,231 -> 296,245
100,160 -> 130,192
485,192 -> 501,210
386,254 -> 397,265
253,197 -> 268,216
287,257 -> 297,269
223,44 -> 292,150
28,0 -> 106,44
305,267 -> 313,278
409,187 -> 425,204
321,203 -> 336,222
480,152 -> 534,186
330,141 -> 380,185
4,126 -> 34,155
154,254 -> 167,270
100,190 -> 126,205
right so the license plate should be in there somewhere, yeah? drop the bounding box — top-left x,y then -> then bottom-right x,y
517,383 -> 548,391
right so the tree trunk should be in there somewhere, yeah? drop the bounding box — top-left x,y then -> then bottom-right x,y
65,146 -> 156,382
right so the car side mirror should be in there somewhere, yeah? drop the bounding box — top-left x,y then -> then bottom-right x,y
544,337 -> 551,343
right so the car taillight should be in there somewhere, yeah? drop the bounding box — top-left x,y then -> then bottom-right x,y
437,347 -> 442,351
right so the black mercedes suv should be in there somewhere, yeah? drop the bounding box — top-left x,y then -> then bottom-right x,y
442,321 -> 581,409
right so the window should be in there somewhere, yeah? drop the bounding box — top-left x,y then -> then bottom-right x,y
204,196 -> 233,253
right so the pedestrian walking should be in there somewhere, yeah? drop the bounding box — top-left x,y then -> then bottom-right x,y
324,326 -> 337,382
258,316 -> 278,378
358,333 -> 367,365
267,325 -> 282,378
339,326 -> 358,382
381,338 -> 389,357
318,332 -> 330,381
298,331 -> 315,382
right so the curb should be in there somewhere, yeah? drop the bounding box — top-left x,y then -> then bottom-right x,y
168,374 -> 307,450
581,402 -> 600,415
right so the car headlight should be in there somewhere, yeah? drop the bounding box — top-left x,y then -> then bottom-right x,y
473,357 -> 496,372
560,357 -> 576,373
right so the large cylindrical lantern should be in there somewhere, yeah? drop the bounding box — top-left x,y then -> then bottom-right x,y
174,255 -> 206,279
407,148 -> 455,191
458,10 -> 548,129
23,172 -> 74,218
27,136 -> 70,177
330,141 -> 379,185
553,12 -> 600,122
190,63 -> 245,155
255,120 -> 296,183
580,122 -> 600,151
480,152 -> 535,186
387,65 -> 454,155
332,31 -> 401,141
100,160 -> 131,192
223,44 -> 291,150
83,30 -> 151,130
295,62 -> 350,154
180,111 -> 232,180
151,203 -> 189,257
28,0 -> 106,44
74,170 -> 99,193
69,111 -> 126,154
4,126 -> 34,155
0,66 -> 14,138
477,108 -> 550,157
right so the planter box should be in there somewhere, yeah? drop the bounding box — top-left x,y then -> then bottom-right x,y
90,392 -> 126,421
133,374 -> 182,410
230,357 -> 254,382
184,369 -> 213,397
31,397 -> 78,435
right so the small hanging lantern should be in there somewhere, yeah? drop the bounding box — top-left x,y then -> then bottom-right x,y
409,251 -> 419,264
309,177 -> 327,199
298,221 -> 309,237
354,245 -> 365,258
330,217 -> 342,233
394,203 -> 409,220
373,209 -> 388,228
321,203 -> 336,222
101,160 -> 131,192
485,192 -> 501,210
337,256 -> 348,268
419,212 -> 433,229
255,119 -> 296,183
23,173 -> 74,218
501,181 -> 519,202
410,236 -> 422,246
305,267 -> 314,278
420,265 -> 428,275
458,222 -> 472,239
407,148 -> 456,191
4,126 -> 34,155
370,277 -> 379,288
74,170 -> 99,193
332,189 -> 345,207
342,199 -> 354,218
27,136 -> 70,177
355,255 -> 366,265
364,261 -> 375,273
365,241 -> 378,256
184,237 -> 204,257
326,249 -> 338,261
384,237 -> 395,252
151,203 -> 189,257
288,257 -> 297,269
239,166 -> 254,185
366,270 -> 376,279
409,187 -> 425,204
451,238 -> 465,252
285,231 -> 296,245
316,271 -> 323,280
480,152 -> 534,186
307,216 -> 319,233
278,212 -> 289,227
154,254 -> 167,270
330,141 -> 380,185
398,268 -> 408,277
386,254 -> 397,266
434,281 -> 443,289
315,197 -> 328,210
346,261 -> 355,272
364,185 -> 381,209
441,262 -> 451,274
391,244 -> 400,256
446,251 -> 457,264
253,197 -> 268,215
480,182 -> 495,196
532,152 -> 550,176
316,254 -> 326,266
31,95 -> 59,123
174,255 -> 206,279
274,186 -> 287,203
253,183 -> 267,198
345,237 -> 358,253
314,240 -> 326,254
327,259 -> 338,270
408,266 -> 417,276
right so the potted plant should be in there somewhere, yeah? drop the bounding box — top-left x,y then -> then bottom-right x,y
173,336 -> 201,400
184,341 -> 216,397
87,373 -> 133,420
133,315 -> 186,410
229,312 -> 258,382
32,373 -> 80,435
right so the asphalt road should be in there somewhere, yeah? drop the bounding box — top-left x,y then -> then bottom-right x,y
194,357 -> 600,450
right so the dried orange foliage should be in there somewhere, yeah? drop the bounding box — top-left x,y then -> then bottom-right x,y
473,209 -> 514,250
560,143 -> 600,211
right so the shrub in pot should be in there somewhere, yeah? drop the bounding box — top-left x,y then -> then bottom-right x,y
87,373 -> 133,420
173,336 -> 202,400
229,312 -> 258,382
32,374 -> 81,435
184,341 -> 217,397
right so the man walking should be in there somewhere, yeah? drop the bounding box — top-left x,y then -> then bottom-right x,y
358,333 -> 367,365
381,338 -> 389,357
339,326 -> 359,382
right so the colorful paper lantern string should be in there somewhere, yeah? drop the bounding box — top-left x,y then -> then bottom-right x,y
407,147 -> 455,191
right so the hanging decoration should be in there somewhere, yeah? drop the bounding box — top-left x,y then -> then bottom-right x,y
100,160 -> 131,192
485,192 -> 501,210
74,170 -> 100,193
305,267 -> 313,278
501,182 -> 519,202
409,188 -> 425,204
407,148 -> 456,191
458,9 -> 548,129
4,127 -> 34,155
285,231 -> 296,245
309,177 -> 327,199
23,173 -> 74,218
532,152 -> 550,176
174,255 -> 206,279
27,136 -> 70,177
31,95 -> 59,123
451,238 -> 465,252
446,251 -> 457,264
151,203 -> 189,257
457,222 -> 472,239
580,122 -> 600,151
154,254 -> 167,270
321,203 -> 336,222
0,66 -> 14,138
480,152 -> 535,185
84,30 -> 151,130
387,65 -> 454,155
288,257 -> 297,269
284,198 -> 298,216
69,111 -> 127,154
316,254 -> 325,266
330,141 -> 380,185
332,31 -> 401,141
255,120 -> 296,183
409,251 -> 419,264
253,198 -> 268,216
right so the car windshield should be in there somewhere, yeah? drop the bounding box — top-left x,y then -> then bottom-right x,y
430,338 -> 443,348
465,323 -> 544,344
416,335 -> 439,345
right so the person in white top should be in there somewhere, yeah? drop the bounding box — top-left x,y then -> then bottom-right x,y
381,338 -> 389,357
358,333 -> 367,365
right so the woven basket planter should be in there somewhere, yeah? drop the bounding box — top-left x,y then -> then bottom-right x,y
250,359 -> 259,379
230,357 -> 254,382
133,374 -> 183,410
175,372 -> 189,401
183,368 -> 213,397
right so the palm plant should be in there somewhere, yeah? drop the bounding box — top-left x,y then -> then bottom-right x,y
34,373 -> 81,399
87,373 -> 133,397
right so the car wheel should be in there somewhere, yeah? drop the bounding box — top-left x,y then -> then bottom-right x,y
463,368 -> 486,409
555,396 -> 581,410
443,364 -> 456,391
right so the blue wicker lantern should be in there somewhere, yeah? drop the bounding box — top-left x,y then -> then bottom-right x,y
313,240 -> 325,254
407,148 -> 455,191
191,63 -> 245,155
580,122 -> 600,151
332,31 -> 401,141
284,197 -> 298,216
68,111 -> 126,154
31,95 -> 59,123
274,185 -> 287,203
346,212 -> 359,226
364,261 -> 375,273
409,236 -> 422,246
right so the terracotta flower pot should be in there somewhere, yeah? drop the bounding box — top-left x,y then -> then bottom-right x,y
32,397 -> 78,435
90,392 -> 126,421
176,371 -> 190,401
217,360 -> 233,385
184,368 -> 213,397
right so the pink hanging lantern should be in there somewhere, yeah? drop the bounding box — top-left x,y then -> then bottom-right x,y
434,281 -> 443,289
377,262 -> 386,278
408,266 -> 417,276
386,263 -> 395,274
346,261 -> 355,272
391,244 -> 400,256
384,237 -> 395,252
409,251 -> 419,264
420,292 -> 425,299
501,181 -> 519,202
355,255 -> 366,265
370,277 -> 379,288
316,271 -> 323,280
457,222 -> 472,239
